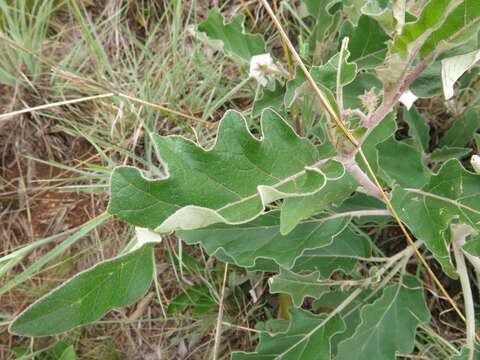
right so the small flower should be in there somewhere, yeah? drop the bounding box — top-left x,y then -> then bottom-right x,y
249,53 -> 278,87
471,155 -> 480,174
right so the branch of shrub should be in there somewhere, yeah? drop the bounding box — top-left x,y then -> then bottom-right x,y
259,0 -> 468,327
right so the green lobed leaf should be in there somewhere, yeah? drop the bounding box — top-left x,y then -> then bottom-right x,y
356,112 -> 396,174
285,67 -> 308,108
167,284 -> 215,315
377,136 -> 431,188
197,9 -> 266,61
343,72 -> 383,109
340,15 -> 389,69
420,0 -> 480,58
9,245 -> 154,336
313,288 -> 376,353
252,82 -> 285,117
430,146 -> 472,162
269,269 -> 330,307
336,276 -> 430,360
313,47 -> 358,88
311,120 -> 337,159
302,0 -> 341,19
459,63 -> 480,90
109,109 -> 332,232
243,226 -> 373,274
241,226 -> 373,274
343,0 -> 367,25
337,192 -> 390,224
361,0 -> 393,30
292,227 -> 372,275
392,159 -> 480,278
255,318 -> 290,334
177,211 -> 349,269
410,37 -> 479,98
302,0 -> 342,60
280,160 -> 358,234
391,0 -> 459,57
232,308 -> 345,360
403,107 -> 430,152
410,61 -> 443,97
285,48 -> 357,108
439,108 -> 480,148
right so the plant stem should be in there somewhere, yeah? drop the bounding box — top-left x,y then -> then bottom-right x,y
336,38 -> 349,113
213,263 -> 229,360
452,224 -> 476,360
318,209 -> 391,221
345,246 -> 416,318
364,60 -> 428,131
343,159 -> 383,200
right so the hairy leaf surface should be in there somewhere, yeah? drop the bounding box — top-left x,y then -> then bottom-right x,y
269,269 -> 330,307
292,227 -> 372,275
109,109 -> 332,232
340,15 -> 389,69
377,136 -> 431,188
392,160 -> 480,277
177,212 -> 349,269
337,276 -> 430,360
439,108 -> 480,148
392,0 -> 459,57
403,107 -> 430,152
10,245 -> 154,336
280,160 -> 358,234
356,112 -> 396,174
419,0 -> 480,58
197,9 -> 266,61
232,308 -> 345,360
285,49 -> 357,108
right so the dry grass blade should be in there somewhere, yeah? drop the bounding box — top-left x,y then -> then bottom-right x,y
239,0 -> 256,23
258,0 -> 470,332
116,93 -> 215,128
258,0 -> 357,146
213,263 -> 229,360
0,93 -> 115,122
0,33 -> 215,128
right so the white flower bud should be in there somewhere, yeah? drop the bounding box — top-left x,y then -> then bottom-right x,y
471,155 -> 480,174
